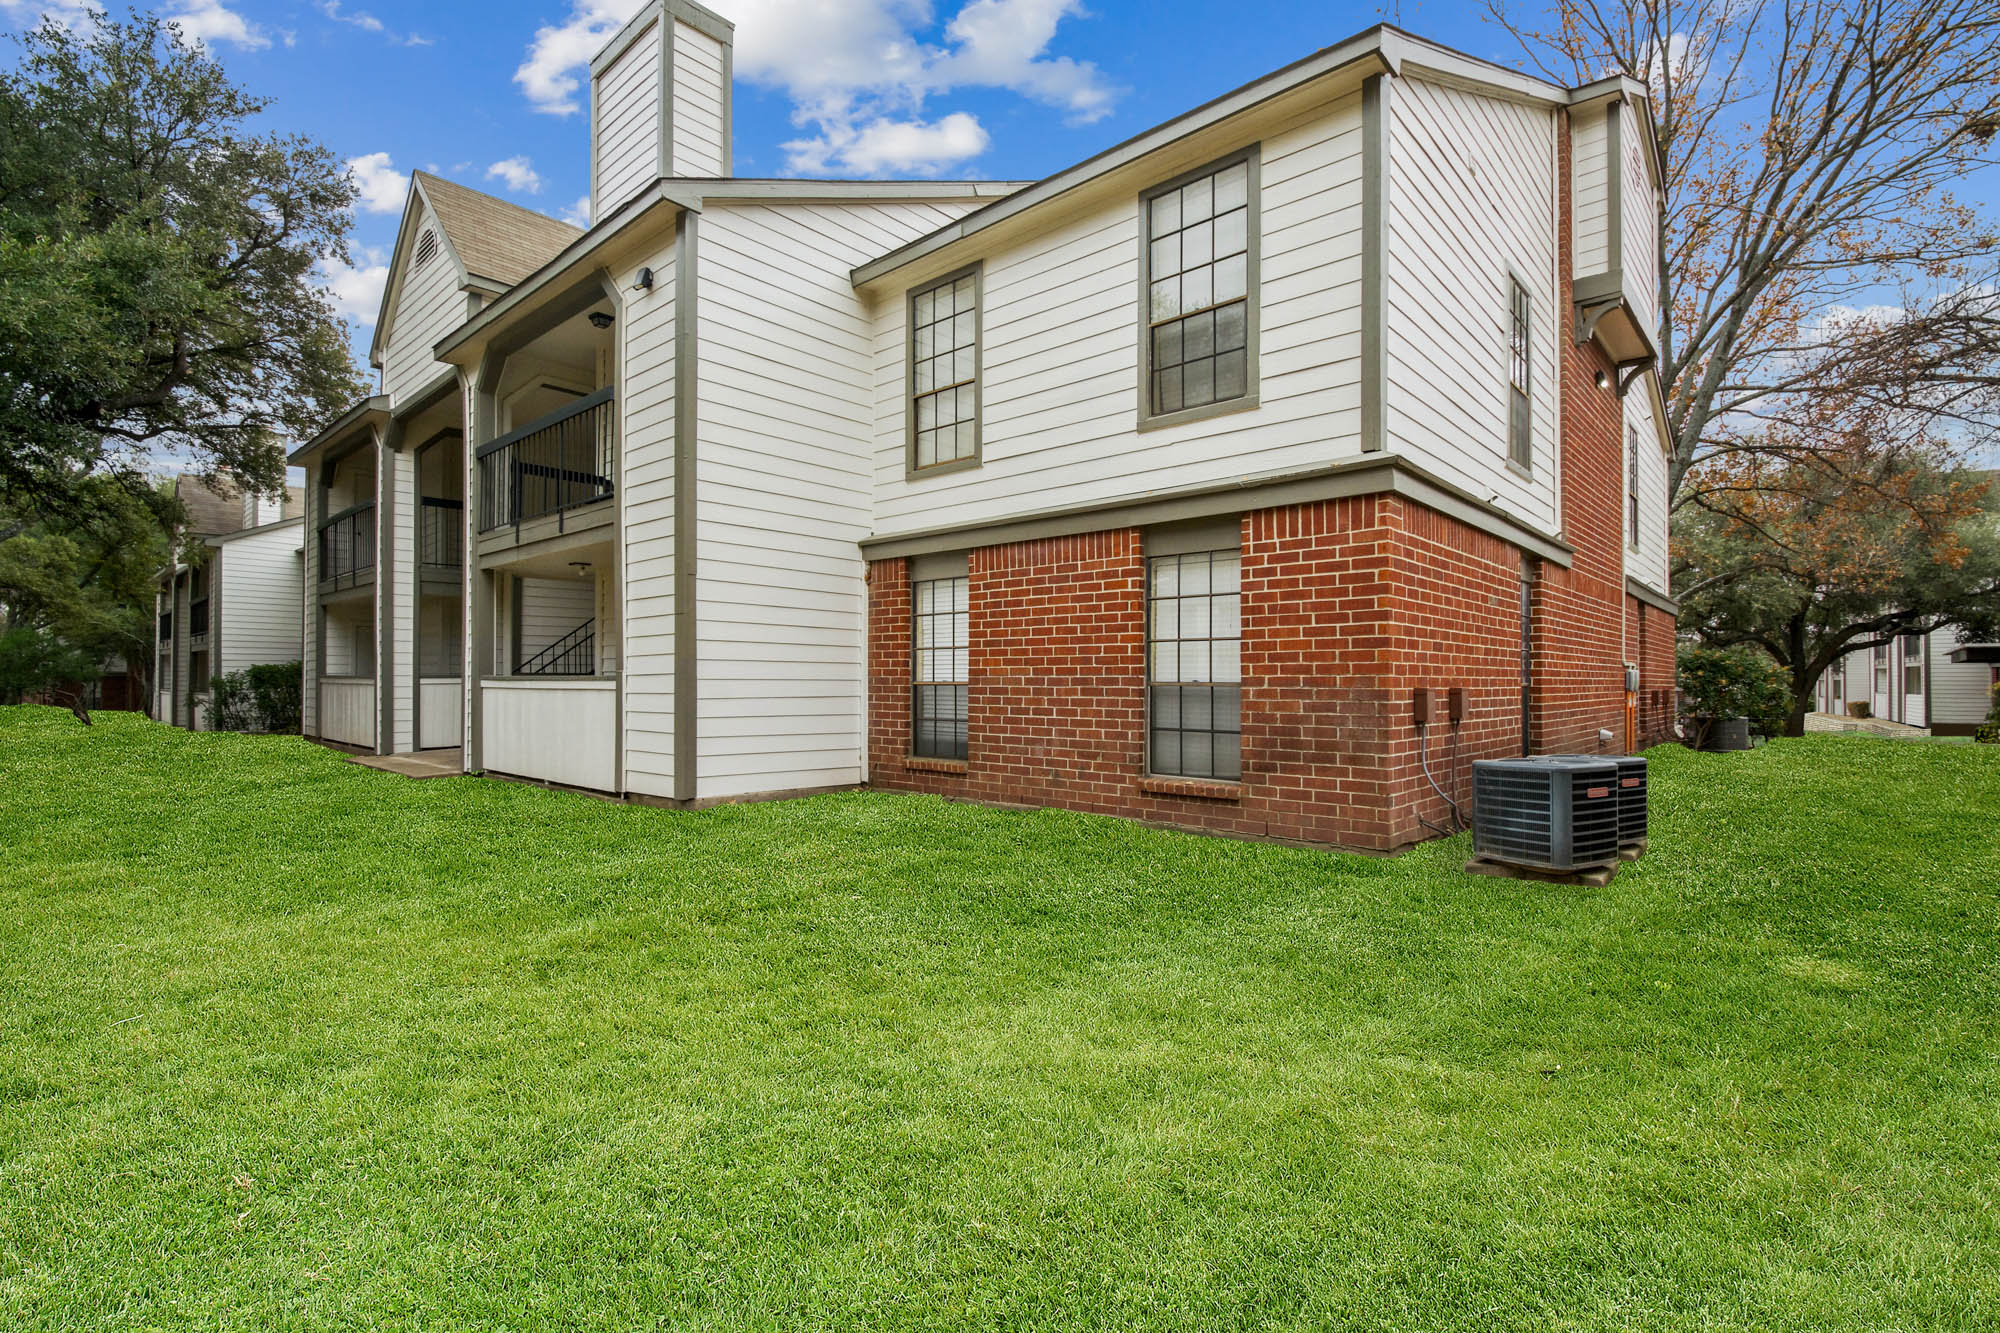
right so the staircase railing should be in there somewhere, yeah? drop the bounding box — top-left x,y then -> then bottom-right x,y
518,618 -> 596,677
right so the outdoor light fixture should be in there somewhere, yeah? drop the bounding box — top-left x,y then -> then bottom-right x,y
588,311 -> 614,329
1594,369 -> 1610,390
570,562 -> 593,578
632,266 -> 654,291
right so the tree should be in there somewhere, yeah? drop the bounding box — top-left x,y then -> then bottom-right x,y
0,473 -> 171,706
0,8 -> 363,516
1485,0 -> 2000,504
0,624 -> 100,710
1673,447 -> 2000,734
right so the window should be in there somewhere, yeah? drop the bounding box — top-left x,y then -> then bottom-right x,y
1147,546 -> 1241,780
1627,424 -> 1641,546
912,573 -> 968,759
909,266 -> 979,473
1509,277 -> 1532,468
1903,633 -> 1924,696
1874,643 -> 1890,694
1142,152 -> 1257,426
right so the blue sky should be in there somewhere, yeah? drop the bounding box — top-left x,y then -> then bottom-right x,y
3,0 -> 1531,366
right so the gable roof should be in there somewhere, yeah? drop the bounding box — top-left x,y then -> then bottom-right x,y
173,475 -> 244,539
413,171 -> 584,289
368,173 -> 582,367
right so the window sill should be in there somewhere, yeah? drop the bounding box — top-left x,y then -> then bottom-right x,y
1505,458 -> 1534,481
1140,775 -> 1243,801
904,755 -> 969,775
906,454 -> 981,482
1137,392 -> 1259,435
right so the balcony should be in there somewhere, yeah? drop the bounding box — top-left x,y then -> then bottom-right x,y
189,597 -> 209,645
158,611 -> 172,642
475,388 -> 614,543
419,497 -> 465,570
318,501 -> 376,594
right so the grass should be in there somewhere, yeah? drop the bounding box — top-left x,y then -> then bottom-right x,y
2,707 -> 1997,1330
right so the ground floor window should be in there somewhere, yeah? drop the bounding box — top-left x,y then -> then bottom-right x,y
1903,633 -> 1924,697
912,573 -> 968,759
1147,545 -> 1241,780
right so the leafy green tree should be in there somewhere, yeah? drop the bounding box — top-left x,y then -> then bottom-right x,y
0,625 -> 99,706
0,8 -> 363,515
0,474 -> 170,703
1675,450 -> 2000,736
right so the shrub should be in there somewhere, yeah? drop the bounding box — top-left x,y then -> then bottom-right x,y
1677,645 -> 1792,741
1979,682 -> 2000,745
207,661 -> 302,733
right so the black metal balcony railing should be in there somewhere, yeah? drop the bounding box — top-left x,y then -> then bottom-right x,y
518,618 -> 596,676
419,497 -> 464,568
318,500 -> 376,590
189,597 -> 209,638
476,387 -> 615,535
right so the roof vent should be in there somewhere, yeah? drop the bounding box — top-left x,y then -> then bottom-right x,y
413,228 -> 439,270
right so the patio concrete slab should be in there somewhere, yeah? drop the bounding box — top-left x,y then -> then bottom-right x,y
348,748 -> 463,779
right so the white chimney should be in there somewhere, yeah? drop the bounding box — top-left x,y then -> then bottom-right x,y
589,0 -> 733,225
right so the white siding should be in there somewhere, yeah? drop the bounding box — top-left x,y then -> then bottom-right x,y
302,470 -> 319,735
482,679 -> 617,789
382,200 -> 471,408
215,526 -> 304,674
1623,385 -> 1671,592
516,576 -> 596,664
617,235 -> 678,799
389,447 -> 416,751
1620,107 -> 1660,345
319,678 -> 376,747
593,19 -> 661,223
1932,634 -> 1996,727
419,679 -> 463,749
671,21 -> 726,177
1572,103 -> 1609,277
699,200 -> 976,799
869,91 -> 1366,537
1385,75 -> 1561,536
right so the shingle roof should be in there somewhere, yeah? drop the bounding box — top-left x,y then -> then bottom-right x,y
414,171 -> 583,288
174,475 -> 243,539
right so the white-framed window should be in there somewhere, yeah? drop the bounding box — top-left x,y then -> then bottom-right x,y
1903,633 -> 1924,696
1147,544 -> 1242,780
1509,277 -> 1532,469
912,573 -> 969,759
1874,643 -> 1890,694
1140,150 -> 1258,429
1627,423 -> 1641,547
908,265 -> 980,475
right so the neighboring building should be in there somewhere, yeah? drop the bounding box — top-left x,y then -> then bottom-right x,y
154,478 -> 304,729
291,7 -> 1676,851
1815,629 -> 1999,736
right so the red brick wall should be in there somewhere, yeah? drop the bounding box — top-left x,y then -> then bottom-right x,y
869,494 -> 1553,852
1627,597 -> 1679,747
1532,105 -> 1642,755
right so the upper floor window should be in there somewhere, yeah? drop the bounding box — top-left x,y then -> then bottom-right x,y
1147,536 -> 1241,781
909,266 -> 980,475
1873,643 -> 1890,693
1627,423 -> 1641,546
1509,277 -> 1532,468
1141,151 -> 1258,429
1903,633 -> 1924,696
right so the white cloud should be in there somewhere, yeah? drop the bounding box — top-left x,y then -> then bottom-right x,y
321,246 -> 390,327
560,193 -> 592,227
785,111 -> 990,176
0,1 -> 100,26
165,0 -> 268,49
347,152 -> 408,214
486,156 -> 545,194
317,0 -> 431,47
514,0 -> 1117,174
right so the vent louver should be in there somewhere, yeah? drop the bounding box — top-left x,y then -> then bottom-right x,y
1472,756 -> 1622,871
413,228 -> 439,270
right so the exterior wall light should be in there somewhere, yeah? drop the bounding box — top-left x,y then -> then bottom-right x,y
588,311 -> 614,329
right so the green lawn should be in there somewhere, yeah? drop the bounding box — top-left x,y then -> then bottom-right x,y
3,708 -> 1998,1330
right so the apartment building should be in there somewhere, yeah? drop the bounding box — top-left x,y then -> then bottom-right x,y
292,5 -> 1676,850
